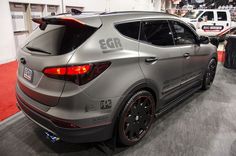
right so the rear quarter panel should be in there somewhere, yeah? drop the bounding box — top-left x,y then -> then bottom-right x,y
56,16 -> 146,123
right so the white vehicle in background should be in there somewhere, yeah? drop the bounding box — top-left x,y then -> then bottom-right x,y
182,9 -> 231,37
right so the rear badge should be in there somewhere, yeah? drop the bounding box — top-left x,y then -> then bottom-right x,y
23,67 -> 34,82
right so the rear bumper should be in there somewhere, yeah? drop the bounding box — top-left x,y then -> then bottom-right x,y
16,90 -> 114,143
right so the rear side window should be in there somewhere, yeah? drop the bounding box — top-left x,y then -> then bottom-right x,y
217,12 -> 227,21
140,20 -> 174,46
200,11 -> 214,21
23,24 -> 97,55
115,22 -> 140,40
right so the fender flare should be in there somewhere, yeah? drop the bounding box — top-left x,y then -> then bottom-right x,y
110,80 -> 160,135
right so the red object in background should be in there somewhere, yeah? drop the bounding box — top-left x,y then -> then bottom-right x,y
218,51 -> 225,63
0,61 -> 19,121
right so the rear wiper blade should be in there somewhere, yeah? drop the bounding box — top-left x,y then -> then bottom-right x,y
26,46 -> 51,55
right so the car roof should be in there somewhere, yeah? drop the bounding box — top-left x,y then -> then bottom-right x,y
72,11 -> 179,22
100,11 -> 171,16
47,11 -> 180,27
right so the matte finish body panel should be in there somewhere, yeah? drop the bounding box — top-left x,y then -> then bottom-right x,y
16,11 -> 217,143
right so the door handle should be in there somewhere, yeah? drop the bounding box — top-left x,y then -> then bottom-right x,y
145,57 -> 158,63
183,53 -> 190,58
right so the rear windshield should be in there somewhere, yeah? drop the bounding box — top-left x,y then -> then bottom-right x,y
23,24 -> 97,55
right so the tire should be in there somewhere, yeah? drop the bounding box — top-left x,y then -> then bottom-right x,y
118,90 -> 155,146
202,58 -> 217,90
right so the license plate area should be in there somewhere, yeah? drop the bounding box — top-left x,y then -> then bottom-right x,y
23,67 -> 33,82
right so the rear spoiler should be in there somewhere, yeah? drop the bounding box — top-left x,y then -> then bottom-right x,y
32,16 -> 102,30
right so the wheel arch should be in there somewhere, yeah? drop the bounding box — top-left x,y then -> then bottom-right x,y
110,80 -> 159,137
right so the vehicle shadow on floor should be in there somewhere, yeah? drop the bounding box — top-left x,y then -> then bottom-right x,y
33,125 -> 126,156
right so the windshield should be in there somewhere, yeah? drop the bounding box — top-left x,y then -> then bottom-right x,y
184,11 -> 203,19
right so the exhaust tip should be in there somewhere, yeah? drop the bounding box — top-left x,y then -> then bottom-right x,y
45,131 -> 60,143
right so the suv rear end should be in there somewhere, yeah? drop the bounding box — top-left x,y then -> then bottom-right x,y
16,13 -> 144,143
16,14 -> 112,142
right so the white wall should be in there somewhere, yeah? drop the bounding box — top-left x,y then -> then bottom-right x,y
0,0 -> 162,64
0,1 -> 16,64
109,0 -> 154,11
65,0 -> 107,11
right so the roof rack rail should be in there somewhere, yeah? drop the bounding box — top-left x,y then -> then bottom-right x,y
100,11 -> 163,15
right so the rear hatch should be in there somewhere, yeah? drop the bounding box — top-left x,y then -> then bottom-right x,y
17,14 -> 101,106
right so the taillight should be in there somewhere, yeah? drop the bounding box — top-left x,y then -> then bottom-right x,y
43,62 -> 111,85
44,67 -> 67,76
67,65 -> 91,75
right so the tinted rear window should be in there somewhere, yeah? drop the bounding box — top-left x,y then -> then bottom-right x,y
115,22 -> 140,40
23,24 -> 97,55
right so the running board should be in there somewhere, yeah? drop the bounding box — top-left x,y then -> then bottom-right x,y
155,85 -> 201,117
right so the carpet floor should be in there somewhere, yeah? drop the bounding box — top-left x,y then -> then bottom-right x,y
0,61 -> 19,121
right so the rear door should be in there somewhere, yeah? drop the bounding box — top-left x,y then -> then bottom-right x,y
17,16 -> 99,106
138,19 -> 184,106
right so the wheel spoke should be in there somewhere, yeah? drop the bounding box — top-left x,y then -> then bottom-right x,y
143,98 -> 149,105
140,122 -> 148,131
141,114 -> 151,124
134,129 -> 140,138
125,114 -> 134,123
130,105 -> 138,116
136,96 -> 143,108
125,123 -> 132,134
128,130 -> 134,139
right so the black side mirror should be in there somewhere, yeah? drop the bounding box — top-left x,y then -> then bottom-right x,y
199,36 -> 209,44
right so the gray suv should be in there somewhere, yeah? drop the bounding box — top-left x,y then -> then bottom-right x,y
16,11 -> 217,146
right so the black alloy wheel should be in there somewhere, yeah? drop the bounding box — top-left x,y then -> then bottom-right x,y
118,90 -> 155,146
202,58 -> 217,90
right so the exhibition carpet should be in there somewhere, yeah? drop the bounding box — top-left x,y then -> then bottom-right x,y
0,61 -> 19,121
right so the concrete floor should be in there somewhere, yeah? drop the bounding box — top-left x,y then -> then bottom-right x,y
1,64 -> 236,156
